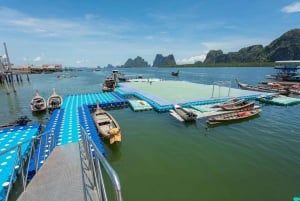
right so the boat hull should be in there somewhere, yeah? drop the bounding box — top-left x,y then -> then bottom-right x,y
92,107 -> 121,144
174,105 -> 197,122
30,91 -> 47,112
220,101 -> 255,111
207,108 -> 262,125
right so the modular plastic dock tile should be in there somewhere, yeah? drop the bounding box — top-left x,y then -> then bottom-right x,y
118,81 -> 266,112
0,124 -> 41,200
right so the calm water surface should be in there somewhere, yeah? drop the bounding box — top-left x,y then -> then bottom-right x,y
1,67 -> 300,201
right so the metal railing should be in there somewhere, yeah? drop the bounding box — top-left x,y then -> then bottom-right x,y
1,127 -> 122,201
80,127 -> 123,201
0,130 -> 55,201
211,80 -> 232,98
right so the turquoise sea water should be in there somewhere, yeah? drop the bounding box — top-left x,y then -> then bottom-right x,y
1,67 -> 300,201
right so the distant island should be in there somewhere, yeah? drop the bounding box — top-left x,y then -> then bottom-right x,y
123,56 -> 150,68
179,28 -> 300,67
121,54 -> 176,67
152,54 -> 176,67
108,28 -> 300,68
202,28 -> 300,66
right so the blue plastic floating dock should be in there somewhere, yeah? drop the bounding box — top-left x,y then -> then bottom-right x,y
27,92 -> 128,179
0,123 -> 41,200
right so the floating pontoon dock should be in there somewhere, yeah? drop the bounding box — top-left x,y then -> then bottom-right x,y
117,80 -> 268,112
1,80 -> 271,200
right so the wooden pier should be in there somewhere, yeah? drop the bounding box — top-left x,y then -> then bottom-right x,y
0,42 -> 30,95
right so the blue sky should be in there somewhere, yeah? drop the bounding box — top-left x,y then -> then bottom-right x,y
0,0 -> 300,67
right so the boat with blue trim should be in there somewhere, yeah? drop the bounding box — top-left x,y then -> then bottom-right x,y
272,60 -> 300,82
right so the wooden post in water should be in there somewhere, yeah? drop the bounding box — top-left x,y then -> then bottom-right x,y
16,74 -> 19,82
3,42 -> 16,93
0,60 -> 10,95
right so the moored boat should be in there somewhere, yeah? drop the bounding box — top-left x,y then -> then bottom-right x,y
220,100 -> 255,111
47,88 -> 63,112
30,90 -> 47,112
207,108 -> 262,125
211,98 -> 241,108
236,79 -> 289,95
92,101 -> 121,144
102,77 -> 116,92
171,70 -> 179,76
173,104 -> 197,122
272,60 -> 300,82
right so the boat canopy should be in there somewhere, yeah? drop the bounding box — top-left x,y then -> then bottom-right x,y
275,60 -> 300,67
275,60 -> 300,72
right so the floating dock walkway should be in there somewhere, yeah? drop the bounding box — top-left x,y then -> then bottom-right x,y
0,92 -> 128,200
27,92 -> 128,177
1,80 -> 271,200
0,124 -> 41,200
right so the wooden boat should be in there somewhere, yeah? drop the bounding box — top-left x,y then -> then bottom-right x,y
30,90 -> 47,112
171,70 -> 179,76
92,102 -> 121,144
207,108 -> 262,125
173,105 -> 197,122
211,98 -> 242,108
118,74 -> 129,82
47,88 -> 63,112
0,116 -> 31,129
236,79 -> 289,95
102,77 -> 116,92
220,100 -> 255,111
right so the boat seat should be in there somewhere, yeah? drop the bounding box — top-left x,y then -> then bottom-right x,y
96,116 -> 111,121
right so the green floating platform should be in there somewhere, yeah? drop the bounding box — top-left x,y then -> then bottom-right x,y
258,95 -> 300,106
128,99 -> 153,111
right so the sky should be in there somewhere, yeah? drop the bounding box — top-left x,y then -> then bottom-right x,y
0,0 -> 300,67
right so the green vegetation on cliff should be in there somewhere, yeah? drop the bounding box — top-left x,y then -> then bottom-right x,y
123,56 -> 150,67
204,28 -> 300,64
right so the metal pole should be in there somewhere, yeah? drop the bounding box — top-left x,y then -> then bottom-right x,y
17,144 -> 26,191
228,81 -> 231,96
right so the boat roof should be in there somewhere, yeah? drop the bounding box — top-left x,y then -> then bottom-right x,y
275,60 -> 300,64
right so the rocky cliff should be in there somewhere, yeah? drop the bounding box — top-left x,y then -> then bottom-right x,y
123,56 -> 150,67
204,28 -> 300,63
152,54 -> 176,67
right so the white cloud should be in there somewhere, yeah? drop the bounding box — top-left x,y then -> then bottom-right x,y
33,56 -> 42,62
84,14 -> 98,20
0,7 -> 134,39
281,2 -> 300,13
177,55 -> 206,64
76,59 -> 88,64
